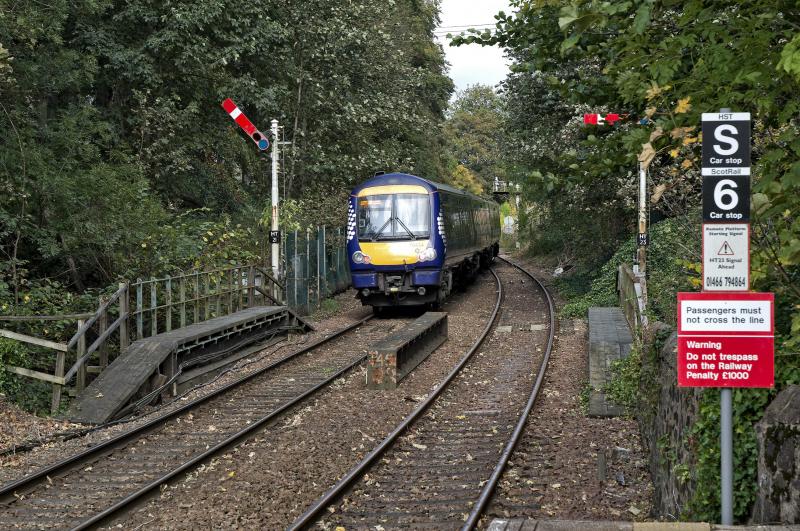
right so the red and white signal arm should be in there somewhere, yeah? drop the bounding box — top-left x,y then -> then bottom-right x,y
221,98 -> 270,151
584,113 -> 621,125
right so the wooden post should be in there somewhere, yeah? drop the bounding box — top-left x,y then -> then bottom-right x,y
204,272 -> 210,320
98,300 -> 108,369
51,350 -> 66,414
247,266 -> 255,307
180,276 -> 186,328
294,230 -> 298,308
317,226 -> 321,308
236,267 -> 243,310
119,282 -> 129,352
193,272 -> 200,324
165,277 -> 172,332
215,272 -> 221,317
76,319 -> 87,393
136,279 -> 143,340
228,268 -> 234,315
150,278 -> 157,337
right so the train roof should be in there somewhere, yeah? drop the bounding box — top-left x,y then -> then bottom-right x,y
351,173 -> 493,203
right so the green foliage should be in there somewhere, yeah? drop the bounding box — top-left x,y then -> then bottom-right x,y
605,341 -> 642,414
1,0 -> 452,292
557,210 -> 699,324
442,85 -> 507,193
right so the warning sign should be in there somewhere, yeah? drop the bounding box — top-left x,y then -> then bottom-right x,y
703,224 -> 749,291
677,292 -> 774,388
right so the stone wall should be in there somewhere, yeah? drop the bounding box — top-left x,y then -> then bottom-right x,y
752,385 -> 800,524
637,328 -> 703,518
637,330 -> 800,524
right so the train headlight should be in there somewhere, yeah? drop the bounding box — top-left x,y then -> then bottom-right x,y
352,251 -> 371,264
418,247 -> 437,262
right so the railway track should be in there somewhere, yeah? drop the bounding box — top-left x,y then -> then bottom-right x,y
0,313 -> 417,530
289,256 -> 555,530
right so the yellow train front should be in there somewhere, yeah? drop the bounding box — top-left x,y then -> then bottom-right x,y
347,173 -> 500,308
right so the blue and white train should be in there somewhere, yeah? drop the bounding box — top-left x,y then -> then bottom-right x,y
346,173 -> 500,308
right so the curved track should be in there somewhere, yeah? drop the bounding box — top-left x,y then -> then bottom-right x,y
0,314 -> 405,530
289,256 -> 555,530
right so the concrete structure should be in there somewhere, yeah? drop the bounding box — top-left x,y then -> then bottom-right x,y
588,307 -> 633,417
366,312 -> 447,390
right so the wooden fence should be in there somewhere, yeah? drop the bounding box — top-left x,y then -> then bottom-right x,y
0,264 -> 284,413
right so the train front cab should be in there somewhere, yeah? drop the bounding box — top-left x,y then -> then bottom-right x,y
347,181 -> 445,308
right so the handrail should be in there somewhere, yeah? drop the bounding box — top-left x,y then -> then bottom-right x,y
0,313 -> 94,321
254,266 -> 286,291
0,329 -> 69,352
67,285 -> 125,350
253,285 -> 282,306
63,312 -> 127,383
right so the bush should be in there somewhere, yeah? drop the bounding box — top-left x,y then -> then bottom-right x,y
559,216 -> 698,321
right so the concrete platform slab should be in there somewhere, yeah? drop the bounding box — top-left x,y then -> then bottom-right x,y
588,307 -> 633,417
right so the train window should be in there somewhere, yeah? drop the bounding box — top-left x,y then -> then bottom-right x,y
357,193 -> 430,240
358,195 -> 392,239
395,194 -> 429,238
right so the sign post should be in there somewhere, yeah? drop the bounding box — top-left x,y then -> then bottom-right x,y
682,108 -> 770,526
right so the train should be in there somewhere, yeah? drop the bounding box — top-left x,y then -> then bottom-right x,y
346,172 -> 500,308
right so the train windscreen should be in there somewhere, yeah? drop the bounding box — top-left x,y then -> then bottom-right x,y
358,193 -> 430,241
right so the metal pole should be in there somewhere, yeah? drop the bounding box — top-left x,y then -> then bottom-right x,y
718,106 -> 734,527
271,119 -> 280,302
721,387 -> 733,525
637,161 -> 648,306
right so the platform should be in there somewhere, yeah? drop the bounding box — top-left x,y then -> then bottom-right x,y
488,519 -> 798,530
588,307 -> 633,417
66,306 -> 310,424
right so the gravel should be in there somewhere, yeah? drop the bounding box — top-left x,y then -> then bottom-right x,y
103,271 -> 500,529
484,255 -> 653,524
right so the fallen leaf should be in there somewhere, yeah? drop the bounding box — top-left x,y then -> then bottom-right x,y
649,127 -> 663,142
638,142 -> 656,168
669,148 -> 679,158
551,483 -> 561,489
675,96 -> 691,114
628,506 -> 642,516
651,183 -> 667,204
412,442 -> 427,450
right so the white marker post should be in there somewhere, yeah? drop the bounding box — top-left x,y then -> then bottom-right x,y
270,119 -> 280,301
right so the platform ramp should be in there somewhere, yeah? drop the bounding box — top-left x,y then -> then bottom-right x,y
588,307 -> 633,417
66,306 -> 310,424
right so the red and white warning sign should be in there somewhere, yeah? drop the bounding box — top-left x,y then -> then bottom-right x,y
677,292 -> 774,388
702,223 -> 749,291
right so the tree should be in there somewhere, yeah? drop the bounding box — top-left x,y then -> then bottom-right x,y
442,84 -> 506,193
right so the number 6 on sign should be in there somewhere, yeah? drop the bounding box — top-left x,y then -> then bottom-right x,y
714,179 -> 739,211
